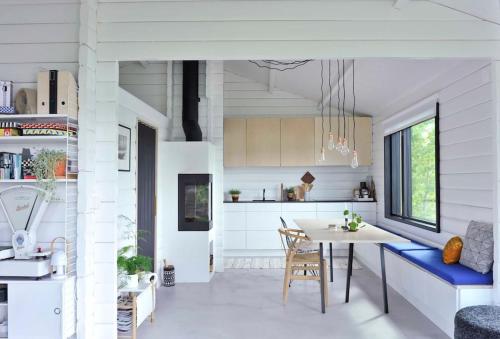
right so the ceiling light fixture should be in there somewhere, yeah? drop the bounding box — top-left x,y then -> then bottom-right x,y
351,60 -> 359,169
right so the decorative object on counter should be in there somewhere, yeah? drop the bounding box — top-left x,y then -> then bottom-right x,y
443,236 -> 463,264
32,148 -> 66,195
300,171 -> 315,201
287,187 -> 295,201
117,246 -> 153,289
162,259 -> 175,287
353,180 -> 374,201
118,124 -> 131,171
15,88 -> 37,114
343,209 -> 363,232
37,70 -> 78,118
50,237 -> 68,279
229,189 -> 241,202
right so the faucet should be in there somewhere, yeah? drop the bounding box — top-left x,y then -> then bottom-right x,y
262,189 -> 266,201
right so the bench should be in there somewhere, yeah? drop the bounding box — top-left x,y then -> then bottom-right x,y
355,226 -> 493,338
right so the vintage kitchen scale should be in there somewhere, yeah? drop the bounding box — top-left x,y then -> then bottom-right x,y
0,185 -> 53,277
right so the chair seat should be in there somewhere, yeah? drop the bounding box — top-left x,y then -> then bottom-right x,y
296,240 -> 319,253
400,249 -> 493,285
292,252 -> 321,263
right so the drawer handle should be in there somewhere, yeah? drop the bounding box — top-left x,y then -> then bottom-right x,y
54,308 -> 61,315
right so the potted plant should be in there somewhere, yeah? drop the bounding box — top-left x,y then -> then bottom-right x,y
229,189 -> 241,202
117,246 -> 153,288
32,148 -> 66,197
343,209 -> 363,232
287,187 -> 295,201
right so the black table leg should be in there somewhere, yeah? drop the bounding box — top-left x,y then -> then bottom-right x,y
319,242 -> 325,313
329,242 -> 333,282
345,243 -> 354,303
380,244 -> 389,313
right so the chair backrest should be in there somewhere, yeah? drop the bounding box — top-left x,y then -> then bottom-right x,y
280,217 -> 294,248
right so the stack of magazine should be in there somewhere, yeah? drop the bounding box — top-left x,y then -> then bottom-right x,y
117,296 -> 133,334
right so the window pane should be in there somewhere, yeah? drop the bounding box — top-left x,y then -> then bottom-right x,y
390,132 -> 402,216
410,119 -> 436,223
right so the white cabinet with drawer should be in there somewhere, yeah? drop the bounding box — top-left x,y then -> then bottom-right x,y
223,202 -> 377,254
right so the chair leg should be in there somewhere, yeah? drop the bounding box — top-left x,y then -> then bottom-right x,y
283,256 -> 292,304
322,260 -> 329,307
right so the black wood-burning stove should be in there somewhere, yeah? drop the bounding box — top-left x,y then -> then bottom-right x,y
178,174 -> 213,231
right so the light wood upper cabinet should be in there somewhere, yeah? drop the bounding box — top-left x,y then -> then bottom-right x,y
224,118 -> 247,167
281,118 -> 315,166
246,117 -> 281,167
314,116 -> 372,166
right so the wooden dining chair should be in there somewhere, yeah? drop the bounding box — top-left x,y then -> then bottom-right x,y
278,228 -> 328,305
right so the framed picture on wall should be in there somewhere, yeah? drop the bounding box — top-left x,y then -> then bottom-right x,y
118,124 -> 131,172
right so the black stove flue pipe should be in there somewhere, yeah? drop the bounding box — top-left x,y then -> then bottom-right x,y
182,61 -> 202,141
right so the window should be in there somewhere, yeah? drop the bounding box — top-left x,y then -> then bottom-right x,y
384,103 -> 440,232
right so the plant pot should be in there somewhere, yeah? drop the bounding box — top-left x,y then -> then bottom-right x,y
126,273 -> 139,289
54,159 -> 66,178
231,195 -> 239,202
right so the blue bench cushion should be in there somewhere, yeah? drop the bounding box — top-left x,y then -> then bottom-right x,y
384,241 -> 435,255
400,249 -> 493,285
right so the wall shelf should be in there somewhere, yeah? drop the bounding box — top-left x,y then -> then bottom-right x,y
0,114 -> 77,123
0,136 -> 76,144
0,179 -> 77,183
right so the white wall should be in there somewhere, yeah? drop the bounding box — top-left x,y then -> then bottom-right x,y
97,1 -> 500,60
223,70 -> 372,201
374,62 -> 495,247
119,61 -> 169,114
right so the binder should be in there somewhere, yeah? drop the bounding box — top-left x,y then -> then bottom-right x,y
37,70 -> 78,119
0,81 -> 12,107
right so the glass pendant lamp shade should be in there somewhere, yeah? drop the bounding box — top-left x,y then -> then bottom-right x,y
335,137 -> 343,152
320,146 -> 326,161
351,150 -> 359,168
327,132 -> 335,150
341,138 -> 350,156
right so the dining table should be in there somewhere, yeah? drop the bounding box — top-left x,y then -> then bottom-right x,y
294,219 -> 410,314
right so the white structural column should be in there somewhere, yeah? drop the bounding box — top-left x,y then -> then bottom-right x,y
206,61 -> 225,271
77,0 -> 98,337
94,60 -> 119,339
493,60 -> 500,305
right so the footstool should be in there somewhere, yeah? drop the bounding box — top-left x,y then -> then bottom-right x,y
455,305 -> 500,339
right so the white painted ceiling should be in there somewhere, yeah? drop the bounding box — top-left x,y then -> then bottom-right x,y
224,58 -> 488,117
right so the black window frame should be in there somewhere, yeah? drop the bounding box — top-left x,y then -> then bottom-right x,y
384,103 -> 440,233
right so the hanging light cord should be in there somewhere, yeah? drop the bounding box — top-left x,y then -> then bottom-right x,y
352,60 -> 356,151
342,60 -> 346,140
320,60 -> 325,148
337,60 -> 341,140
328,60 -> 332,134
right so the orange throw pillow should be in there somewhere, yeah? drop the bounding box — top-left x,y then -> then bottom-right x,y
443,236 -> 463,264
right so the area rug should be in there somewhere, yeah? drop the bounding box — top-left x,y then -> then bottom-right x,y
224,256 -> 362,270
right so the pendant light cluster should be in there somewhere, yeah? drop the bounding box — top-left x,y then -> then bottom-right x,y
319,59 -> 358,168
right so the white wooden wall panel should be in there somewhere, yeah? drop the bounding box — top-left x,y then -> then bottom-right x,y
119,61 -> 169,113
374,63 -> 495,247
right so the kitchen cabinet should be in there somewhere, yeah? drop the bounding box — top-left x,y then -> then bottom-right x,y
246,118 -> 281,167
224,118 -> 247,167
314,116 -> 372,166
7,277 -> 75,339
280,117 -> 315,166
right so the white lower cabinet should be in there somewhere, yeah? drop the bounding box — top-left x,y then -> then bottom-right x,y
224,202 -> 377,253
246,230 -> 282,250
7,277 -> 75,339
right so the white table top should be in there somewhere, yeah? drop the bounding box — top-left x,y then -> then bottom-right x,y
294,219 -> 410,244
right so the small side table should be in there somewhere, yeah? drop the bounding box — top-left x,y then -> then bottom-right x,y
117,280 -> 156,339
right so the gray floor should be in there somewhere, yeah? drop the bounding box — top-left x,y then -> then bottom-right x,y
138,267 -> 448,339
